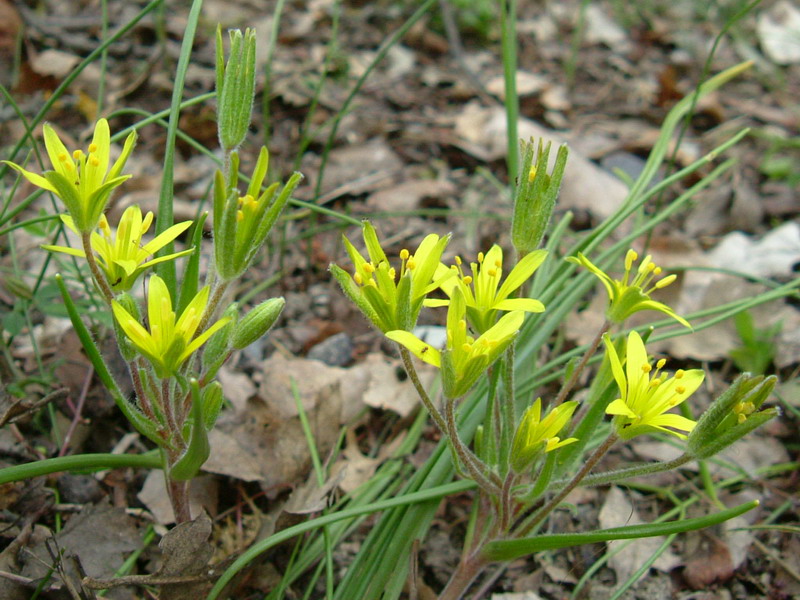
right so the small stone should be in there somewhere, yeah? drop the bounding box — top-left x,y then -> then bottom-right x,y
58,474 -> 103,504
307,333 -> 353,367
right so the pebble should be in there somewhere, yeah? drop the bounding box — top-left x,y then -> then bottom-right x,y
307,332 -> 353,367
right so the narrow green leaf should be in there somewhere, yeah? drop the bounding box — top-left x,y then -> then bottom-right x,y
176,211 -> 206,314
169,379 -> 210,481
483,500 -> 759,561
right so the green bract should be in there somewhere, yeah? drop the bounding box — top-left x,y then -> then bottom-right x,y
387,287 -> 524,398
568,249 -> 691,329
604,331 -> 702,440
4,119 -> 137,233
330,221 -> 452,333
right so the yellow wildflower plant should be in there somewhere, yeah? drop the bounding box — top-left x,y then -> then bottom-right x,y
3,119 -> 137,233
111,275 -> 231,378
330,221 -> 452,332
387,287 -> 524,398
42,206 -> 194,292
568,249 -> 690,328
425,245 -> 547,333
510,398 -> 579,472
604,330 -> 702,440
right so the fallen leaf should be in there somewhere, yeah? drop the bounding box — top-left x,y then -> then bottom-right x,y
156,511 -> 214,600
598,486 -> 681,583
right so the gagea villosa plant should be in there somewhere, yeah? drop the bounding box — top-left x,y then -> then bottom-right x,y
2,27 -> 301,524
331,117 -> 781,598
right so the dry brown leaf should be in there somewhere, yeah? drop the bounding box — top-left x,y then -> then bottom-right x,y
598,486 -> 681,583
157,511 -> 214,600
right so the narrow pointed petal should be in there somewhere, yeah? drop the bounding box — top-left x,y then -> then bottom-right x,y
496,249 -> 547,301
385,330 -> 441,367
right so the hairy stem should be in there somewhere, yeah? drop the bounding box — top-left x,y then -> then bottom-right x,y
552,320 -> 610,407
439,550 -> 489,600
81,232 -> 114,303
445,398 -> 501,495
398,346 -> 448,433
515,433 -> 618,537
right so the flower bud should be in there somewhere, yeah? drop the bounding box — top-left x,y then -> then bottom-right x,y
113,293 -> 141,361
232,297 -> 284,349
688,374 -> 778,459
216,26 -> 257,153
511,138 -> 568,257
202,303 -> 238,378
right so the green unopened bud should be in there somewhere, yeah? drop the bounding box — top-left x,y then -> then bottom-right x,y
202,303 -> 238,379
688,373 -> 779,459
511,138 -> 568,257
201,381 -> 225,431
232,297 -> 284,349
216,26 -> 257,153
113,293 -> 141,361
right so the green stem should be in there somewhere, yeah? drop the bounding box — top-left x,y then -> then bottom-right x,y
81,232 -> 114,304
500,344 -> 515,472
550,453 -> 693,490
439,550 -> 489,600
0,451 -> 161,484
515,433 -> 618,537
552,319 -> 610,407
398,346 -> 447,434
445,398 -> 501,496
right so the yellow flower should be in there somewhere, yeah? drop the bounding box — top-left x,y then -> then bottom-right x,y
112,275 -> 230,378
568,249 -> 690,328
604,331 -> 702,440
42,206 -> 193,292
387,287 -> 523,398
425,245 -> 547,333
3,119 -> 137,233
510,398 -> 579,472
330,220 -> 452,332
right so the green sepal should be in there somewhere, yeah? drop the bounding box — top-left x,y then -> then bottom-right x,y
329,264 -> 381,330
201,381 -> 225,431
176,211 -> 207,314
169,379 -> 211,481
246,146 -> 269,199
484,500 -> 759,561
232,297 -> 284,349
113,293 -> 141,362
55,275 -> 160,445
395,273 -> 413,332
215,185 -> 240,281
44,171 -> 86,229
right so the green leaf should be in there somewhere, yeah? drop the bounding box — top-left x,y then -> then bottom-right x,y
483,500 -> 759,561
176,211 -> 207,314
169,379 -> 211,481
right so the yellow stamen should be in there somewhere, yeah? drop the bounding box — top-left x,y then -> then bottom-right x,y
354,273 -> 363,285
528,166 -> 537,182
363,263 -> 375,274
400,249 -> 409,260
675,385 -> 686,394
462,275 -> 473,285
88,143 -> 98,153
407,258 -> 416,270
675,370 -> 684,379
641,364 -> 652,373
478,252 -> 484,263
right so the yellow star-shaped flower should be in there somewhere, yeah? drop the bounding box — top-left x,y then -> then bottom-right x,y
510,398 -> 579,472
4,119 -> 137,232
426,245 -> 546,333
330,220 -> 452,332
42,206 -> 193,292
569,249 -> 690,328
387,287 -> 523,398
604,330 -> 703,440
112,275 -> 230,378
